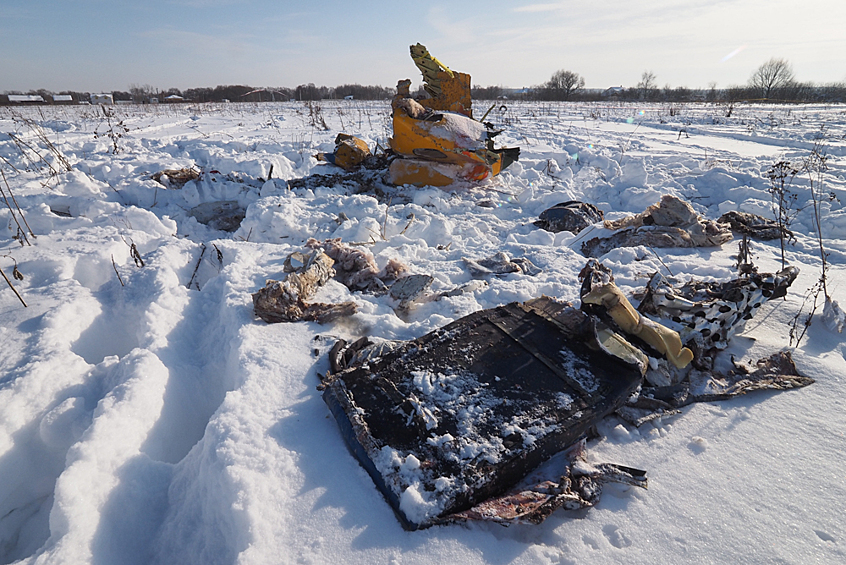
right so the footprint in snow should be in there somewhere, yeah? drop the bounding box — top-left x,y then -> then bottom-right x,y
603,524 -> 633,548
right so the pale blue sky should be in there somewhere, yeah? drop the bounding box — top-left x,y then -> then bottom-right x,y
1,0 -> 844,92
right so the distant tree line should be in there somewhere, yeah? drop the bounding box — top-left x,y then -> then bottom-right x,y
0,83 -> 395,105
4,59 -> 846,105
511,59 -> 846,103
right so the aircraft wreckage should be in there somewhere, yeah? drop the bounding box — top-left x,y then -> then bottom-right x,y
313,260 -> 811,530
253,45 -> 812,530
314,43 -> 519,188
249,197 -> 812,529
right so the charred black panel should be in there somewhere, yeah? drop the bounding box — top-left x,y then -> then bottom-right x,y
323,297 -> 642,529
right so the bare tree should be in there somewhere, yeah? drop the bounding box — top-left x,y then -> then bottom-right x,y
128,84 -> 155,103
749,58 -> 794,99
545,70 -> 585,100
637,71 -> 657,100
707,81 -> 718,102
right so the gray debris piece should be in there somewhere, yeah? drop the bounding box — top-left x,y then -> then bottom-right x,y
463,252 -> 541,277
535,201 -> 604,234
389,274 -> 434,308
718,210 -> 789,241
617,350 -> 813,427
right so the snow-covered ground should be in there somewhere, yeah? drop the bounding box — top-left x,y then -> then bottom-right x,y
1,100 -> 845,565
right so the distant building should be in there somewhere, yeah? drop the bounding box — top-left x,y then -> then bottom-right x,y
90,93 -> 114,105
8,94 -> 45,104
602,86 -> 624,97
164,94 -> 185,102
52,94 -> 74,104
344,95 -> 354,100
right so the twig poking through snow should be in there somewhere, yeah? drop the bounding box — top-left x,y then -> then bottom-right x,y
130,243 -> 145,267
187,244 -> 207,290
1,169 -> 33,246
111,255 -> 124,287
0,265 -> 27,307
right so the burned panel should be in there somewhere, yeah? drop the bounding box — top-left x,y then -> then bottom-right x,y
322,297 -> 643,529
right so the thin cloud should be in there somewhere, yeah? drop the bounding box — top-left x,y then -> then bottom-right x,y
166,0 -> 242,7
514,2 -> 564,13
139,27 -> 253,58
425,6 -> 478,45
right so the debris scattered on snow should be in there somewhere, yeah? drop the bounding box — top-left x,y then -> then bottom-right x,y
306,237 -> 408,293
252,249 -> 357,323
535,201 -> 604,234
323,262 -> 812,528
463,251 -> 541,277
582,195 -> 732,257
150,167 -> 200,187
718,210 -> 790,241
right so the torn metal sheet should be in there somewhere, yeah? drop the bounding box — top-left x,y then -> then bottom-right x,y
637,266 -> 799,352
624,351 -> 813,421
322,297 -> 644,530
409,43 -> 472,117
316,133 -> 371,171
446,440 -> 647,526
388,44 -> 519,187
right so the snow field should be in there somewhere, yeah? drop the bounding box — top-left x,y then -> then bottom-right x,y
0,100 -> 845,564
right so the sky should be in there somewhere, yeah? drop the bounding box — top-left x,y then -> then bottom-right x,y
1,0 -> 844,93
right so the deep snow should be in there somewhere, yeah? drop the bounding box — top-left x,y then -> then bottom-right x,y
1,100 -> 845,564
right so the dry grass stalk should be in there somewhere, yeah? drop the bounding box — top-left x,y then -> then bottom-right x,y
0,265 -> 27,307
1,168 -> 35,240
111,255 -> 125,287
0,169 -> 31,246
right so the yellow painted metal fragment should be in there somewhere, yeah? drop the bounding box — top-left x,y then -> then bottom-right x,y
409,43 -> 472,117
388,159 -> 491,187
333,134 -> 370,170
582,283 -> 694,369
